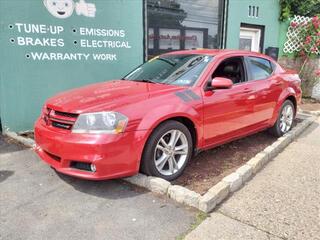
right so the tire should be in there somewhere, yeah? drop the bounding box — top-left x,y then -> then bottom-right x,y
140,120 -> 193,181
269,100 -> 295,137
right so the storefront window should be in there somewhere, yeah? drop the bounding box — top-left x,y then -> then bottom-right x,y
147,0 -> 224,58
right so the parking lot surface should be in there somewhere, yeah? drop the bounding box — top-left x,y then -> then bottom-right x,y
0,139 -> 197,240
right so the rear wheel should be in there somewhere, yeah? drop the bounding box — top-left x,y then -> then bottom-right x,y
140,120 -> 193,181
269,100 -> 295,137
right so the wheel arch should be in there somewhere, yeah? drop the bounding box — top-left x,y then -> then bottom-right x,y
144,114 -> 199,149
138,115 -> 199,178
271,91 -> 298,126
285,95 -> 297,115
269,95 -> 296,137
138,114 -> 200,168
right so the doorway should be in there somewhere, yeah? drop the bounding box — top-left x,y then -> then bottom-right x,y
239,23 -> 265,52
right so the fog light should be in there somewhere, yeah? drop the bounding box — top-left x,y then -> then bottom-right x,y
90,164 -> 96,172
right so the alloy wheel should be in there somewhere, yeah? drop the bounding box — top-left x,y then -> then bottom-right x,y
154,130 -> 189,176
279,104 -> 294,133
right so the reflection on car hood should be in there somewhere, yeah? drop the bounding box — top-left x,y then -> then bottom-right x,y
46,80 -> 184,113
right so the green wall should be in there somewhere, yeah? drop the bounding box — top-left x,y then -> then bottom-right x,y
0,0 -> 144,132
226,0 -> 280,52
278,20 -> 290,57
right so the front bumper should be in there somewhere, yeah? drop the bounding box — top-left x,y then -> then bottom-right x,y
34,118 -> 149,180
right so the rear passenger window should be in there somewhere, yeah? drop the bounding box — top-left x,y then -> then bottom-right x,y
246,57 -> 273,81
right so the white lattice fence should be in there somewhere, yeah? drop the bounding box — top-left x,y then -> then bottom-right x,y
283,15 -> 319,55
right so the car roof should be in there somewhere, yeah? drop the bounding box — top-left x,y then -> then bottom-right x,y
163,49 -> 274,61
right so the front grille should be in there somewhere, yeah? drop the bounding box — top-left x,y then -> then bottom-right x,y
54,111 -> 79,119
44,108 -> 78,130
70,161 -> 93,172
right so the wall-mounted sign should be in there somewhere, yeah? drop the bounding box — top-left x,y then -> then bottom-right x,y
44,0 -> 96,19
10,22 -> 131,61
7,0 -> 133,62
0,0 -> 143,132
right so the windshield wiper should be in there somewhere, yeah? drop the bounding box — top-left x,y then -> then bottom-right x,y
122,79 -> 169,85
158,58 -> 177,66
121,78 -> 156,83
135,79 -> 158,84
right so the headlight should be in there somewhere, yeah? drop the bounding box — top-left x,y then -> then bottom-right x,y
72,111 -> 128,134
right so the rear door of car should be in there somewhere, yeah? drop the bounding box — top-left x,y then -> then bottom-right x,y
244,56 -> 283,124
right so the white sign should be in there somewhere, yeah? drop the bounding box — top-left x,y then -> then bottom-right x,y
159,28 -> 180,50
43,0 -> 96,19
185,30 -> 204,49
8,2 -> 133,62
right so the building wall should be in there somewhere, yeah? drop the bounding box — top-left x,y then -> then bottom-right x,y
226,0 -> 280,52
0,0 -> 144,132
278,20 -> 290,57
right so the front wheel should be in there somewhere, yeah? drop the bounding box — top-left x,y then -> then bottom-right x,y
269,100 -> 295,137
140,120 -> 193,181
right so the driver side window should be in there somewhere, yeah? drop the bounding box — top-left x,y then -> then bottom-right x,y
212,57 -> 246,84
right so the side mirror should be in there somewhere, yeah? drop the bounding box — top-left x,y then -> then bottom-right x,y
211,77 -> 233,90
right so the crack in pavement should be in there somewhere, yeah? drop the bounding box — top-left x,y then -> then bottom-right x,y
217,209 -> 287,240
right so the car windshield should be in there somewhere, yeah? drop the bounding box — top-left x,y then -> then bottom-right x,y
122,54 -> 213,86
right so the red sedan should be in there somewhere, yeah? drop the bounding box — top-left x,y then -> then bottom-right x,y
34,50 -> 301,181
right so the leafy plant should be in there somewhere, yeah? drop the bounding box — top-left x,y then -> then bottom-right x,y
288,16 -> 320,97
280,0 -> 320,21
290,16 -> 320,57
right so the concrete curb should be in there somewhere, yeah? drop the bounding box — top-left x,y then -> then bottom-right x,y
3,131 -> 35,148
124,116 -> 316,213
4,115 -> 316,213
298,109 -> 320,116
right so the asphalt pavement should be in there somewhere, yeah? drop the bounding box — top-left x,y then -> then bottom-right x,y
0,136 -> 197,240
0,136 -> 26,154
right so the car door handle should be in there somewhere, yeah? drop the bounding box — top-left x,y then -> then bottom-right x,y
274,82 -> 282,86
243,88 -> 252,93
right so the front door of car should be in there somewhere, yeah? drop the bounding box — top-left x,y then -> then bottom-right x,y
244,56 -> 283,124
202,57 -> 257,147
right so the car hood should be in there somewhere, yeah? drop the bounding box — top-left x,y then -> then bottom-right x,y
46,80 -> 184,113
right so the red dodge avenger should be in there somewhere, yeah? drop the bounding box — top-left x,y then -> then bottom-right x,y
34,50 -> 301,181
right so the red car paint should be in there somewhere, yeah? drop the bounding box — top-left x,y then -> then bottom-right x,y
34,50 -> 302,180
